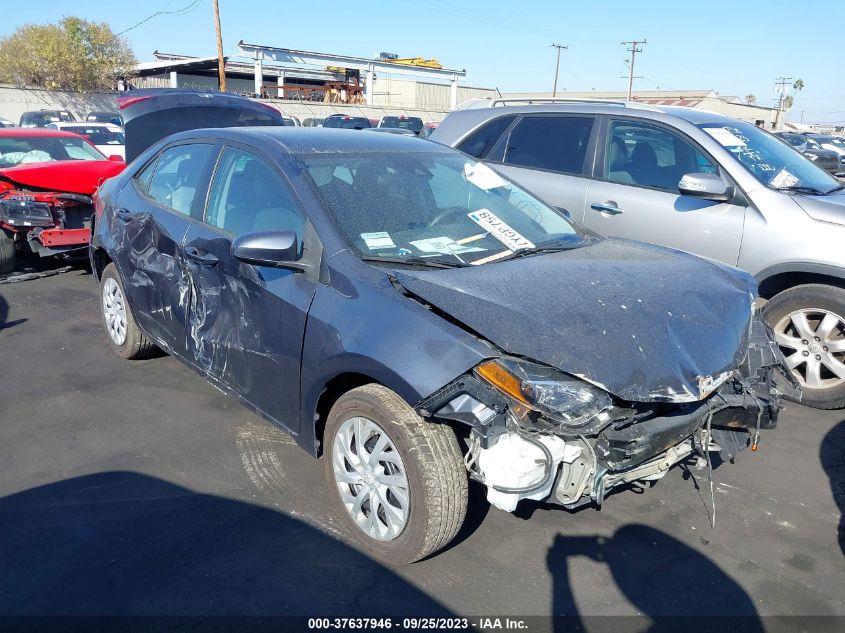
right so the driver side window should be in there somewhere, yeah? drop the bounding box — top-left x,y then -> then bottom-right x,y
205,147 -> 305,244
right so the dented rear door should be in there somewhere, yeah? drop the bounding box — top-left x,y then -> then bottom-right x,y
111,142 -> 217,357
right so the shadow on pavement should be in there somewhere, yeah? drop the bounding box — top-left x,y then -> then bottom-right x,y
547,524 -> 763,633
0,471 -> 452,616
820,419 -> 845,557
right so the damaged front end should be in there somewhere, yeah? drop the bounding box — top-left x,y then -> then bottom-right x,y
0,190 -> 96,257
418,314 -> 799,513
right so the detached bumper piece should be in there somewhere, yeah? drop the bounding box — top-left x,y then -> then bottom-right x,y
420,318 -> 794,514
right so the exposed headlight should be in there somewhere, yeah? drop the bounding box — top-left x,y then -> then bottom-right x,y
475,359 -> 613,435
0,198 -> 54,227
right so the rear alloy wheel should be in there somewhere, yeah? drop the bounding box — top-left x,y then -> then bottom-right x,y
323,384 -> 467,564
99,263 -> 158,360
764,284 -> 845,409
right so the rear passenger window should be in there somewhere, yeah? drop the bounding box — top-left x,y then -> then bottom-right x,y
457,115 -> 515,159
503,116 -> 594,175
206,147 -> 305,247
133,157 -> 159,195
146,144 -> 213,215
605,121 -> 717,191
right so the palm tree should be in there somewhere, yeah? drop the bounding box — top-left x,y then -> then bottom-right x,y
745,94 -> 756,105
793,79 -> 805,92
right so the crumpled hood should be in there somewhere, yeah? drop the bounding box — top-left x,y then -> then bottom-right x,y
792,189 -> 845,226
394,239 -> 757,403
0,160 -> 125,195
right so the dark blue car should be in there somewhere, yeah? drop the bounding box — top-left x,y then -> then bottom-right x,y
90,92 -> 794,564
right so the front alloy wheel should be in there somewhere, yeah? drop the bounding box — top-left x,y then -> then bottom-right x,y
323,384 -> 467,564
102,276 -> 128,346
332,417 -> 410,541
763,283 -> 845,409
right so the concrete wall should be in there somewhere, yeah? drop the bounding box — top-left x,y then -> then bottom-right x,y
0,84 -> 118,124
0,83 -> 452,126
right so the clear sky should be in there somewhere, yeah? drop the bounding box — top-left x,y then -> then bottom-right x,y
2,0 -> 842,124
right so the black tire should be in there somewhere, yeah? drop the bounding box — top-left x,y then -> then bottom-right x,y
0,228 -> 15,275
763,283 -> 845,410
323,384 -> 467,564
99,263 -> 158,360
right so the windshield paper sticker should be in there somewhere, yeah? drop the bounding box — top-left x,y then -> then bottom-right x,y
464,162 -> 508,190
770,168 -> 799,189
468,209 -> 535,251
361,231 -> 396,250
410,236 -> 485,255
703,127 -> 747,147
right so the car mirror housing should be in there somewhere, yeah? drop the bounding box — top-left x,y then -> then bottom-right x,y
678,173 -> 732,202
231,229 -> 301,267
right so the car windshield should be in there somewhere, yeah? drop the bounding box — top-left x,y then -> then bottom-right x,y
0,135 -> 105,167
300,150 -> 586,266
699,121 -> 840,194
60,125 -> 125,146
380,117 -> 423,133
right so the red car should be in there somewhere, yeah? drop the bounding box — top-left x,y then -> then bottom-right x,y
0,128 -> 125,273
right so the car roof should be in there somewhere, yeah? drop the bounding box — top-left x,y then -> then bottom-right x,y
0,128 -> 82,138
448,101 -> 737,126
164,126 -> 446,154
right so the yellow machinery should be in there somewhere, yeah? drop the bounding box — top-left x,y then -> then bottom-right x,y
385,57 -> 443,69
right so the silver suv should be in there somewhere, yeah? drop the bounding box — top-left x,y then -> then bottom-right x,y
433,99 -> 845,409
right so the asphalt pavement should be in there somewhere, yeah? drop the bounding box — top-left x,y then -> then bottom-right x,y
0,267 -> 843,626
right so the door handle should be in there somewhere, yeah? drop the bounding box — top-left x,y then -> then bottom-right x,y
590,202 -> 624,215
184,246 -> 219,267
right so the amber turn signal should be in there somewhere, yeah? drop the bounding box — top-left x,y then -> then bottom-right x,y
476,361 -> 529,404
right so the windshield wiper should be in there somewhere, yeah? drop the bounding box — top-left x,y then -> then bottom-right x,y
775,185 -> 830,195
492,238 -> 591,263
360,255 -> 465,269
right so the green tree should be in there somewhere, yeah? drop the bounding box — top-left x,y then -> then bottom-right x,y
0,17 -> 136,92
745,93 -> 756,105
793,78 -> 805,92
784,95 -> 794,110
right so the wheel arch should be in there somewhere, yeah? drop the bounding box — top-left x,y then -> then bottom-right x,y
756,263 -> 845,300
91,247 -> 113,282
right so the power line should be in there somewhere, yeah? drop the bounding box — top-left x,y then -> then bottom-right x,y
550,43 -> 568,97
621,39 -> 646,100
117,0 -> 204,36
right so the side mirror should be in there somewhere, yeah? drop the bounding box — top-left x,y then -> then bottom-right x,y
678,173 -> 732,202
231,229 -> 301,267
108,155 -> 124,162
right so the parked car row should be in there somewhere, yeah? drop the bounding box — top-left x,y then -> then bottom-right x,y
431,99 -> 845,408
83,90 -> 797,565
775,132 -> 843,175
16,109 -> 123,128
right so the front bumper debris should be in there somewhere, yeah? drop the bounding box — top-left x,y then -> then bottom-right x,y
418,316 -> 797,513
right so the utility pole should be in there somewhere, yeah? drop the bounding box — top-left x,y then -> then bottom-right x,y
551,43 -> 568,97
621,39 -> 646,101
773,76 -> 792,130
212,0 -> 226,92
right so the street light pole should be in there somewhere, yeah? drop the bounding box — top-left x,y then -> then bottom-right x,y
551,43 -> 567,97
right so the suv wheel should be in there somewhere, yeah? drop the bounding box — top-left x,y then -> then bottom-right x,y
763,284 -> 845,409
323,384 -> 467,564
99,263 -> 158,360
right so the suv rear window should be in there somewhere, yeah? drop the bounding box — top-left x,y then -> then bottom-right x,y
380,117 -> 423,133
503,116 -> 594,175
457,115 -> 515,159
323,116 -> 371,129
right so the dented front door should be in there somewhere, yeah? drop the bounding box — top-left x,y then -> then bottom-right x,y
180,146 -> 316,432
